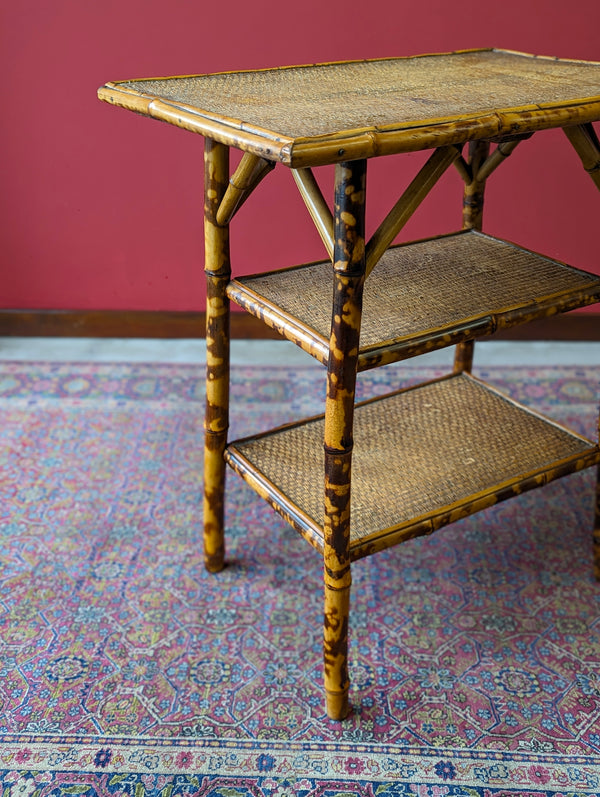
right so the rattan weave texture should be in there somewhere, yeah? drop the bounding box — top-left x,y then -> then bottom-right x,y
229,231 -> 600,351
228,374 -> 595,546
119,51 -> 600,141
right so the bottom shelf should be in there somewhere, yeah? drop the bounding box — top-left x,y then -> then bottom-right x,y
225,373 -> 599,560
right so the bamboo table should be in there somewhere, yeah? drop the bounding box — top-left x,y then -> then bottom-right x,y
99,49 -> 600,720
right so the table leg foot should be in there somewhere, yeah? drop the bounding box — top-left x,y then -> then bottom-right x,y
325,689 -> 351,721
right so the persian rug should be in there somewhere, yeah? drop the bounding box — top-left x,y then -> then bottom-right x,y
0,357 -> 599,796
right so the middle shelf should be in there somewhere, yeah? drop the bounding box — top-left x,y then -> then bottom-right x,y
227,229 -> 600,370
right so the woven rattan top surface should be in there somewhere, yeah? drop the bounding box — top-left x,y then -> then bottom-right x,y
228,374 -> 597,550
98,49 -> 600,166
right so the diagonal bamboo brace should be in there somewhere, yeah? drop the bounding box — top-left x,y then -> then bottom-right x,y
365,145 -> 461,277
453,154 -> 472,184
216,152 -> 275,226
564,123 -> 600,191
292,168 -> 335,260
475,138 -> 522,182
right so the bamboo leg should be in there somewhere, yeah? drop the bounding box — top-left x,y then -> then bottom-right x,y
563,123 -> 600,192
563,124 -> 600,579
453,139 -> 491,374
594,462 -> 600,582
203,139 -> 231,573
323,159 -> 367,720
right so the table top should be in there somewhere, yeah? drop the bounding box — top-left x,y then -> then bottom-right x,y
98,49 -> 600,167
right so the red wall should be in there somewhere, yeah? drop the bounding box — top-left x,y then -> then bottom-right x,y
1,0 -> 599,312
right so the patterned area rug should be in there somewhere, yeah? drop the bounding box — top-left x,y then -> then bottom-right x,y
0,359 -> 599,795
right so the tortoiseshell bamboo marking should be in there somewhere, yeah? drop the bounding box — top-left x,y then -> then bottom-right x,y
563,123 -> 600,192
203,139 -> 231,573
461,139 -> 491,234
323,159 -> 367,721
453,140 -> 491,374
365,146 -> 461,277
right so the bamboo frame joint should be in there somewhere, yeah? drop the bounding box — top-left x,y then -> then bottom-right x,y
216,153 -> 275,226
475,139 -> 522,183
324,564 -> 352,584
324,442 -> 353,458
453,155 -> 472,184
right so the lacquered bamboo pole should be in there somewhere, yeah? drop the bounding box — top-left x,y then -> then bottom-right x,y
595,388 -> 600,581
453,139 -> 491,374
563,122 -> 600,581
292,168 -> 335,259
216,153 -> 275,226
461,139 -> 491,231
594,462 -> 600,582
203,139 -> 231,573
365,146 -> 460,277
563,123 -> 600,191
323,159 -> 367,720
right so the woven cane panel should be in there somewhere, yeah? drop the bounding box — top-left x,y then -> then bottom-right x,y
121,51 -> 600,140
229,375 -> 594,544
232,231 -> 600,349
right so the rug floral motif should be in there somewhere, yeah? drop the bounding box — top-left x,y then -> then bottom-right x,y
0,360 -> 599,795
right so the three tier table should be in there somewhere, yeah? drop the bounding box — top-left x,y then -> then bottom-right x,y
99,48 -> 600,719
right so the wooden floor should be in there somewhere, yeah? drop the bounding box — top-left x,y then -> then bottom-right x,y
0,309 -> 598,341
